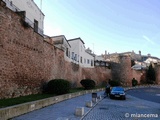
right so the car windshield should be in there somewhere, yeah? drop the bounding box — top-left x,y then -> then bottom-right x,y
112,87 -> 124,91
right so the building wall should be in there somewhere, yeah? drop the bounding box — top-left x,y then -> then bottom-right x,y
68,39 -> 80,63
68,38 -> 94,68
3,0 -> 44,33
50,36 -> 71,62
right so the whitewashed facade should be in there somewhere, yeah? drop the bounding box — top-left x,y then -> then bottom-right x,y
50,35 -> 71,62
3,0 -> 44,35
68,38 -> 94,68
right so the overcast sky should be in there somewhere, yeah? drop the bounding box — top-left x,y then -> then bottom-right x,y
34,0 -> 160,58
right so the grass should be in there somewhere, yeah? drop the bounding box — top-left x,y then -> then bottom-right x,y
0,94 -> 54,108
0,87 -> 104,108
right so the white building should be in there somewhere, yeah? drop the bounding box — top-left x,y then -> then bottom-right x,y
3,0 -> 44,35
47,35 -> 71,62
68,38 -> 94,68
144,57 -> 159,66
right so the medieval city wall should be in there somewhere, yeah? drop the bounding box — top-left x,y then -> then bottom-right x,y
0,1 -> 111,99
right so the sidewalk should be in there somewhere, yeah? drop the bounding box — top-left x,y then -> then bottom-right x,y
12,91 -> 104,120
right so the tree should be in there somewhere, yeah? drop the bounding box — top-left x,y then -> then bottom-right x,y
146,64 -> 156,84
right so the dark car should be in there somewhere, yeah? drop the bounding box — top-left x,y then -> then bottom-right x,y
110,86 -> 126,100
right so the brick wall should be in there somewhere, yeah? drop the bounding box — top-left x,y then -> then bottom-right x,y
0,1 -> 111,99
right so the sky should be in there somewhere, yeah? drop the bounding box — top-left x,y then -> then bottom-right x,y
34,0 -> 160,58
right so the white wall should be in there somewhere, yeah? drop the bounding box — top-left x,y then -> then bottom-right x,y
51,36 -> 71,62
3,0 -> 44,34
68,38 -> 94,68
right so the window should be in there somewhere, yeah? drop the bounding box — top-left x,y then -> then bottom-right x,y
34,19 -> 38,32
87,59 -> 90,64
66,48 -> 69,57
75,54 -> 77,61
72,52 -> 74,60
10,1 -> 13,6
84,58 -> 86,64
91,60 -> 93,66
81,57 -> 83,63
68,51 -> 70,58
77,55 -> 79,62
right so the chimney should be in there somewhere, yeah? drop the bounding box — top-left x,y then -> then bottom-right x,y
105,50 -> 107,60
139,50 -> 141,55
148,53 -> 151,57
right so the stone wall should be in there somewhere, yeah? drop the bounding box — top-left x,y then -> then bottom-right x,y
155,64 -> 160,84
111,55 -> 132,86
132,70 -> 145,84
0,1 -> 111,99
0,1 -> 45,98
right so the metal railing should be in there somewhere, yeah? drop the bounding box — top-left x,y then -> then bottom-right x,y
3,0 -> 44,36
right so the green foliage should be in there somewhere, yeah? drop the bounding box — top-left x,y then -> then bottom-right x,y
47,79 -> 71,95
147,64 -> 156,84
80,79 -> 96,89
132,78 -> 138,86
109,80 -> 120,87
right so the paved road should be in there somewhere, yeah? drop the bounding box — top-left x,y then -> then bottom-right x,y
127,87 -> 160,104
83,87 -> 160,120
83,94 -> 160,120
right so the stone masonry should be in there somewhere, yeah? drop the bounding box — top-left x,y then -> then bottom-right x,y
0,1 -> 111,99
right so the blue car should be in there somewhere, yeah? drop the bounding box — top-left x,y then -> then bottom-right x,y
110,87 -> 126,100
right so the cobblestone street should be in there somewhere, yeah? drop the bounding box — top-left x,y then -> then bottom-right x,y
83,94 -> 160,120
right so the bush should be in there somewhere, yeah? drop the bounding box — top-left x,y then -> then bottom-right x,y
80,79 -> 96,90
47,79 -> 71,95
109,80 -> 120,87
132,78 -> 138,86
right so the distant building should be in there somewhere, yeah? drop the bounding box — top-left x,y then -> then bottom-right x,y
3,0 -> 44,35
100,50 -> 160,70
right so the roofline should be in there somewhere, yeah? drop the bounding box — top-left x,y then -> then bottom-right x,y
141,55 -> 160,60
50,35 -> 71,47
68,37 -> 85,44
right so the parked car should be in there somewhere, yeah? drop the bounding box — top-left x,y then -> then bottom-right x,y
110,86 -> 126,100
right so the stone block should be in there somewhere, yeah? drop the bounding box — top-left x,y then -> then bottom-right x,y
85,101 -> 92,108
92,98 -> 97,103
75,107 -> 84,116
97,95 -> 102,100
